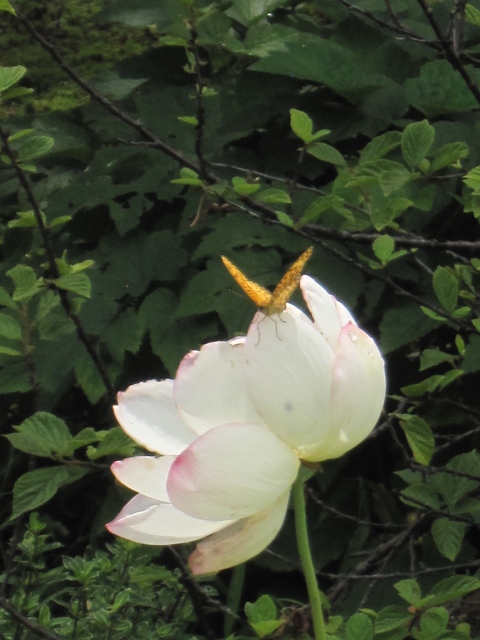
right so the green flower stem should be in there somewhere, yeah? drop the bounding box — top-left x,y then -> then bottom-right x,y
292,474 -> 327,640
224,563 -> 245,637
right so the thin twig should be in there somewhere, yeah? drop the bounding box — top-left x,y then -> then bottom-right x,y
12,5 -> 213,180
0,595 -> 64,640
187,16 -> 208,179
415,0 -> 480,107
0,126 -> 114,403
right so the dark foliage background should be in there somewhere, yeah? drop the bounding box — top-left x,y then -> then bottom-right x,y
2,0 -> 480,638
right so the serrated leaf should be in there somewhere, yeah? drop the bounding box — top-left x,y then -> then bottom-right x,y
6,412 -> 73,458
428,575 -> 480,606
300,194 -> 346,224
430,142 -> 468,172
374,606 -> 412,634
433,266 -> 459,313
87,427 -> 135,460
232,177 -> 261,195
360,132 -> 402,163
17,136 -> 54,162
465,3 -> 480,26
290,108 -> 313,143
345,612 -> 374,640
8,210 -> 38,228
54,273 -> 91,298
0,346 -> 21,356
394,579 -> 422,607
7,265 -> 43,302
372,235 -> 394,261
419,348 -> 455,371
274,210 -> 294,227
431,518 -> 466,561
464,166 -> 480,193
0,66 -> 26,93
0,0 -> 15,14
0,286 -> 17,309
256,188 -> 291,203
401,483 -> 440,510
307,142 -> 346,167
0,312 -> 21,340
399,415 -> 434,464
401,374 -> 442,397
12,466 -> 87,519
74,349 -> 107,404
401,120 -> 435,168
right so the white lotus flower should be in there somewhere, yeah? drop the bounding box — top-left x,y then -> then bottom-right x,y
107,275 -> 386,575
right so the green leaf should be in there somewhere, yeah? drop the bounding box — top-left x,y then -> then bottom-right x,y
87,427 -> 136,460
360,132 -> 402,163
431,518 -> 466,561
463,335 -> 480,373
374,606 -> 412,634
0,0 -> 15,14
394,579 -> 422,607
12,466 -> 87,519
0,286 -> 17,309
345,612 -> 374,640
465,3 -> 480,26
245,595 -> 282,638
307,142 -> 346,167
0,66 -> 26,93
256,188 -> 291,204
300,194 -> 347,224
178,116 -> 198,125
232,177 -> 261,196
8,210 -> 38,228
0,346 -> 21,356
54,273 -> 91,298
399,415 -> 434,464
171,167 -> 203,186
433,266 -> 459,313
372,235 -> 394,262
74,349 -> 107,404
464,165 -> 480,194
0,312 -> 21,340
430,142 -> 468,172
104,309 -> 144,358
419,348 -> 455,371
401,483 -> 440,510
7,265 -> 43,302
290,108 -> 313,143
404,60 -> 478,116
380,303 -> 438,353
428,575 -> 480,606
17,136 -> 54,162
401,374 -> 442,397
5,412 -> 73,458
401,120 -> 435,168
274,210 -> 294,228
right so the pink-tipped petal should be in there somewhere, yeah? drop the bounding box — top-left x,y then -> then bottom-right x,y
111,456 -> 174,502
174,341 -> 264,435
114,380 -> 195,455
244,310 -> 334,451
167,423 -> 299,521
301,322 -> 386,461
188,490 -> 290,575
106,495 -> 232,545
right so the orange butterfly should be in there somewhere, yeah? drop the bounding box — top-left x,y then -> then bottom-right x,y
221,246 -> 313,315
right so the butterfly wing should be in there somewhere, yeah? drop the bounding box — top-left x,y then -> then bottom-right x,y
269,246 -> 313,311
221,256 -> 272,308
